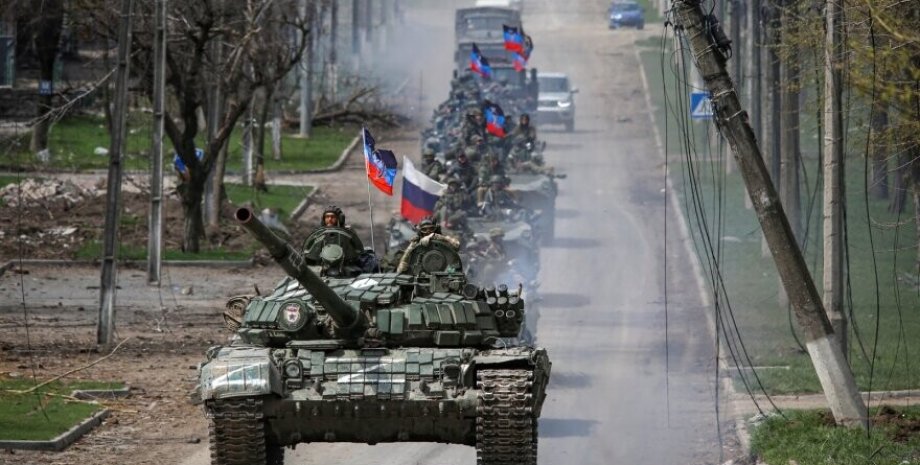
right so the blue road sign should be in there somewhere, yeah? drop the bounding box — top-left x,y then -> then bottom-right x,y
689,91 -> 713,120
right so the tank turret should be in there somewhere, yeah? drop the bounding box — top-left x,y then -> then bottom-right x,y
234,207 -> 364,330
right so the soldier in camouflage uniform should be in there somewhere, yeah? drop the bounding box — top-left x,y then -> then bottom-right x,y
395,217 -> 461,273
461,108 -> 487,147
421,147 -> 445,181
509,113 -> 537,145
476,153 -> 507,205
448,148 -> 478,192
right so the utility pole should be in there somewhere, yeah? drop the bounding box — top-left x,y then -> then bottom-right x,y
670,0 -> 868,428
147,0 -> 166,285
242,104 -> 253,185
363,0 -> 372,57
748,0 -> 761,145
822,0 -> 846,356
330,0 -> 339,103
98,0 -> 133,346
779,0 -> 801,241
352,0 -> 361,69
299,0 -> 313,137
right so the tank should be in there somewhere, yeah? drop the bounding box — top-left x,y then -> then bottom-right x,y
195,208 -> 551,465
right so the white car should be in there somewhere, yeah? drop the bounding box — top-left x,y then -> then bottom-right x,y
475,0 -> 523,11
536,72 -> 578,132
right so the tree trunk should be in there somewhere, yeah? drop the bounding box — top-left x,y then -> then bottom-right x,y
28,0 -> 65,156
272,95 -> 283,160
205,138 -> 229,232
255,87 -> 273,191
870,100 -> 889,200
890,151 -> 909,214
180,181 -> 205,253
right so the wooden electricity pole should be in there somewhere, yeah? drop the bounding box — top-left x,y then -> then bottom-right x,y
300,0 -> 314,137
98,0 -> 134,346
823,0 -> 846,355
670,0 -> 868,428
147,0 -> 166,285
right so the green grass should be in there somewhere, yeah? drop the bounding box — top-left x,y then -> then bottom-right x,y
224,183 -> 314,218
0,379 -> 123,441
750,407 -> 920,465
6,114 -> 355,173
75,241 -> 252,261
639,41 -> 920,394
223,126 -> 356,173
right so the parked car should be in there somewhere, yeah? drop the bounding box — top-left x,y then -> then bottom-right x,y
535,72 -> 577,132
476,0 -> 523,11
608,1 -> 645,29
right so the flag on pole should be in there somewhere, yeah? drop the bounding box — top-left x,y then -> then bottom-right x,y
470,43 -> 492,79
363,127 -> 398,196
483,101 -> 506,138
400,157 -> 445,224
503,25 -> 524,54
513,52 -> 527,72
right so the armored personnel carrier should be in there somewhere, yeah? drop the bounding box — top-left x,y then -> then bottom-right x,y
196,208 -> 551,465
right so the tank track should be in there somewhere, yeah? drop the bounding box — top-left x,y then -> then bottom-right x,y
208,398 -> 283,465
476,369 -> 537,465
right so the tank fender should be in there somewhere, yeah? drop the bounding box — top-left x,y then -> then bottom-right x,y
198,347 -> 282,401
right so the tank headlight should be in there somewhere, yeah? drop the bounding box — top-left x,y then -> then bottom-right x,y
284,360 -> 303,378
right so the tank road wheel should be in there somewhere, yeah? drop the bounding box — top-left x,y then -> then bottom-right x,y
208,398 -> 283,465
476,369 -> 537,465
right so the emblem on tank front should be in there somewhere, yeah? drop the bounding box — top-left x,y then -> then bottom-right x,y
278,301 -> 306,330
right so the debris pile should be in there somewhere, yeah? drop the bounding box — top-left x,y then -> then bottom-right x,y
0,178 -> 96,209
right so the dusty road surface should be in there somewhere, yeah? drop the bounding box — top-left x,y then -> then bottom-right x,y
1,0 -> 738,464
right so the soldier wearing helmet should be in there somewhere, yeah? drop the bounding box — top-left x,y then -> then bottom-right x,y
509,113 -> 537,145
303,205 -> 373,276
395,216 -> 460,273
476,153 -> 506,204
421,147 -> 445,181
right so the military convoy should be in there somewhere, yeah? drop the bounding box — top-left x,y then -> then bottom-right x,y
196,5 -> 557,464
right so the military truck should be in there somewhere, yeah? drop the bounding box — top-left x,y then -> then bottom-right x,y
196,208 -> 551,465
455,6 -> 521,45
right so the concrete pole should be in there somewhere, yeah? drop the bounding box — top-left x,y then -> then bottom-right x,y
299,0 -> 313,137
822,0 -> 846,356
670,0 -> 868,429
242,104 -> 253,185
779,0 -> 801,242
98,0 -> 133,347
352,0 -> 361,70
330,0 -> 339,103
147,0 -> 166,285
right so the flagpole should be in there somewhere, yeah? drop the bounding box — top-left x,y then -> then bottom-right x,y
362,127 -> 377,254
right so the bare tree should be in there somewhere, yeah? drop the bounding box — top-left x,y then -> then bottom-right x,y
17,0 -> 66,156
127,0 -> 310,252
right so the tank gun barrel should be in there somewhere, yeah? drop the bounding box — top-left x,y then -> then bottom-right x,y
234,208 -> 362,330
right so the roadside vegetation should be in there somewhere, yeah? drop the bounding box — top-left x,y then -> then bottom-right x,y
637,39 -> 919,395
0,379 -> 122,441
750,407 -> 920,465
3,113 -> 355,173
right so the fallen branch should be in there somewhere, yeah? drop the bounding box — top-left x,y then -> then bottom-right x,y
8,337 -> 132,395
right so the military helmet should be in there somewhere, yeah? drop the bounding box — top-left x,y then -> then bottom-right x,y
422,147 -> 436,157
446,176 -> 462,187
322,205 -> 345,226
417,216 -> 441,235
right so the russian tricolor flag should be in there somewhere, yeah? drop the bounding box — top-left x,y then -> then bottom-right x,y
484,102 -> 506,138
503,25 -> 524,54
470,43 -> 492,79
363,127 -> 397,196
400,157 -> 445,224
